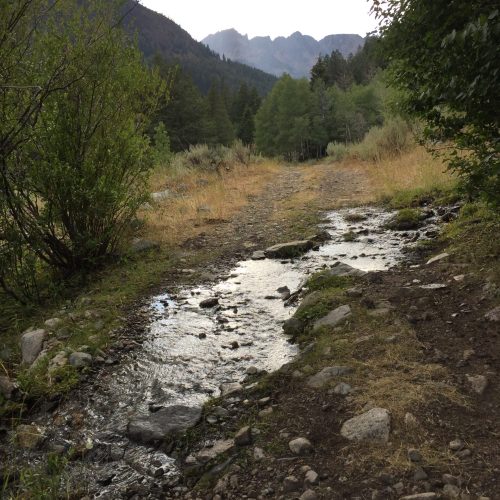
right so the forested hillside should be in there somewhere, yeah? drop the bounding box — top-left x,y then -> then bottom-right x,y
123,1 -> 277,94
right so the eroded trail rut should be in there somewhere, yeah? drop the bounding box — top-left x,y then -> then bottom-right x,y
24,204 -> 443,497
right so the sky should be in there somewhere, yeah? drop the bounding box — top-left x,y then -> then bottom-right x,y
140,0 -> 378,41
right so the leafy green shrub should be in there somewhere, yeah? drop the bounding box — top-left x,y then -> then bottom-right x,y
152,122 -> 173,166
326,142 -> 348,161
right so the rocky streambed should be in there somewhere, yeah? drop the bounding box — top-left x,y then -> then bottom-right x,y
1,206 -> 450,498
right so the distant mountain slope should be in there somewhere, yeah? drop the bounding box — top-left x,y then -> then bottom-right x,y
202,29 -> 365,79
122,3 -> 277,94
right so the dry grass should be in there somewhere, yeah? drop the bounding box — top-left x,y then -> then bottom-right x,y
362,146 -> 457,203
140,161 -> 280,246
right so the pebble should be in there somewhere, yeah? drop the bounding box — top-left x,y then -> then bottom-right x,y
283,476 -> 300,492
68,352 -> 92,368
253,447 -> 265,460
300,490 -> 318,500
288,437 -> 313,455
408,448 -> 423,462
234,426 -> 252,446
304,470 -> 319,487
449,439 -> 464,451
333,382 -> 352,395
466,374 -> 488,394
400,494 -> 437,500
442,484 -> 460,498
413,467 -> 428,481
442,474 -> 458,486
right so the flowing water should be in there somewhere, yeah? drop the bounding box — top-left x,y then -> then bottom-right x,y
21,207 -> 439,497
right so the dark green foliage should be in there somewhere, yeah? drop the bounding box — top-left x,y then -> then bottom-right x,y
207,83 -> 235,146
0,0 -> 161,301
231,84 -> 261,144
372,0 -> 500,205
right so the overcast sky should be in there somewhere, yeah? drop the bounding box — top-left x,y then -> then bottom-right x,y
140,0 -> 378,41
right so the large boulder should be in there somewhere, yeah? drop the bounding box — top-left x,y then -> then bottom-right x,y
20,329 -> 47,365
328,262 -> 366,277
313,305 -> 352,332
340,408 -> 390,442
264,240 -> 314,259
306,366 -> 353,389
127,405 -> 202,445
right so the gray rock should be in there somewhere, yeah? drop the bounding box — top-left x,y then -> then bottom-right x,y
304,470 -> 319,487
328,261 -> 366,277
251,250 -> 266,260
289,437 -> 313,455
400,494 -> 437,500
283,475 -> 300,492
300,490 -> 318,500
340,408 -> 390,442
195,439 -> 234,463
282,317 -> 304,337
442,484 -> 460,498
426,253 -> 449,265
68,352 -> 92,368
333,382 -> 352,395
220,382 -> 243,396
313,305 -> 351,331
151,190 -> 172,202
466,374 -> 488,394
127,405 -> 202,444
234,426 -> 252,446
448,439 -> 464,451
199,297 -> 219,308
130,238 -> 160,253
408,448 -> 422,462
346,287 -> 363,297
20,329 -> 47,365
413,467 -> 428,481
264,240 -> 314,258
306,366 -> 353,389
0,376 -> 17,400
442,474 -> 458,485
484,305 -> 500,322
44,317 -> 63,329
48,351 -> 68,372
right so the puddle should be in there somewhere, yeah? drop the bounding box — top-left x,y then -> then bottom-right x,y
15,207 -> 439,496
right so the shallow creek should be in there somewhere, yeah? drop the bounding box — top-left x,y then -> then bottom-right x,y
28,207 -> 437,496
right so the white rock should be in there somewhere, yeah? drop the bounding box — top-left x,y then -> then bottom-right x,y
400,494 -> 438,500
44,317 -> 63,329
304,469 -> 319,487
306,366 -> 353,389
426,253 -> 449,265
333,382 -> 352,395
484,305 -> 500,322
195,439 -> 234,463
340,408 -> 390,442
288,437 -> 313,455
220,382 -> 243,396
466,374 -> 488,395
300,490 -> 318,500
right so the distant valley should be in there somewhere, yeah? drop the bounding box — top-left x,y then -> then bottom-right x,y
203,29 -> 365,78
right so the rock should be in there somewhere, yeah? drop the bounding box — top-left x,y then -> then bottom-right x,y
484,305 -> 500,322
199,297 -> 219,308
258,407 -> 273,417
234,426 -> 252,446
198,332 -> 207,339
400,494 -> 437,500
127,405 -> 202,445
288,437 -> 313,455
455,448 -> 471,459
442,474 -> 458,485
151,190 -> 172,202
48,351 -> 69,372
443,484 -> 460,498
426,253 -> 449,265
230,341 -> 239,349
195,439 -> 234,463
16,424 -> 44,449
448,439 -> 464,451
283,475 -> 300,492
329,261 -> 366,277
44,317 -> 63,329
466,374 -> 488,394
306,366 -> 353,389
404,412 -> 418,427
251,250 -> 266,260
283,318 -> 304,337
346,287 -> 363,297
220,382 -> 243,396
419,283 -> 447,290
313,305 -> 352,331
253,447 -> 265,460
130,238 -> 160,253
408,448 -> 423,462
340,408 -> 390,442
413,467 -> 428,481
264,240 -> 314,258
68,352 -> 92,368
304,470 -> 319,487
20,329 -> 47,365
0,376 -> 17,400
246,366 -> 258,375
333,382 -> 352,395
300,490 -> 318,500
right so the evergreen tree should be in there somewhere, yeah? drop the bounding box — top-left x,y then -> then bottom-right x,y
207,83 -> 235,146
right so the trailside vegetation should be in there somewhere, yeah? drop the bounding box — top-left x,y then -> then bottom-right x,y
372,0 -> 500,205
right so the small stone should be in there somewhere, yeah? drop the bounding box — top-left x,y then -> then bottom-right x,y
414,467 -> 428,481
340,408 -> 390,442
230,341 -> 239,349
426,253 -> 449,265
251,250 -> 266,260
333,382 -> 352,395
442,474 -> 458,486
16,424 -> 44,449
234,426 -> 252,446
346,287 -> 363,297
68,352 -> 92,368
246,366 -> 258,375
283,476 -> 300,493
408,448 -> 423,462
484,305 -> 500,322
443,484 -> 460,498
44,317 -> 63,329
195,439 -> 235,463
466,374 -> 488,394
455,448 -> 471,459
313,305 -> 352,331
400,494 -> 438,500
304,470 -> 319,487
405,412 -> 418,427
306,366 -> 353,389
288,437 -> 313,455
20,329 -> 47,365
198,332 -> 207,339
300,490 -> 318,500
220,382 -> 243,396
199,297 -> 219,308
449,439 -> 464,451
253,447 -> 265,460
48,351 -> 68,373
258,407 -> 273,417
393,482 -> 404,494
